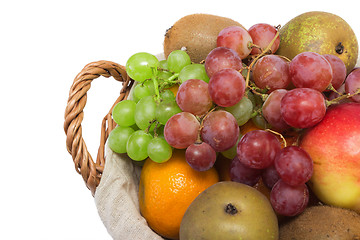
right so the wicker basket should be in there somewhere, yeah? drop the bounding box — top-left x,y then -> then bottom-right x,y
64,60 -> 134,196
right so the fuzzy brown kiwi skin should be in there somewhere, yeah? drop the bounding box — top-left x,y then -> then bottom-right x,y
164,14 -> 244,63
279,205 -> 360,240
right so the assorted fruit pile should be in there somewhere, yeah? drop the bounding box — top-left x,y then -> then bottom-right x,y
107,11 -> 360,239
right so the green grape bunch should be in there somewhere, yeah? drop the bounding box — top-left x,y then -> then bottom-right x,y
108,50 -> 196,163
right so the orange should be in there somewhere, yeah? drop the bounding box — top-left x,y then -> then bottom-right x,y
139,149 -> 219,239
167,83 -> 179,96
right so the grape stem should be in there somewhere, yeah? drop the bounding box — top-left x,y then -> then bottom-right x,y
166,72 -> 180,82
247,82 -> 269,101
249,108 -> 260,118
278,55 -> 291,62
245,30 -> 280,88
157,67 -> 172,73
151,68 -> 161,102
152,121 -> 161,138
249,43 -> 262,51
157,72 -> 180,92
325,87 -> 360,107
326,84 -> 341,95
265,128 -> 287,148
198,107 -> 218,132
145,119 -> 157,134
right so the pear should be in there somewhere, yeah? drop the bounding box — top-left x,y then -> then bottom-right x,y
179,181 -> 278,240
277,11 -> 358,74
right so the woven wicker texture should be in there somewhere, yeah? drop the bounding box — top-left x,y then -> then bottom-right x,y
64,60 -> 133,196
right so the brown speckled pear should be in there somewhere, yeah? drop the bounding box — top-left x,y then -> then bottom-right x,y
277,11 -> 358,74
164,14 -> 244,63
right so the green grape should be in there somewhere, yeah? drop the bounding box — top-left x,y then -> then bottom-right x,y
155,100 -> 182,125
221,134 -> 242,159
247,90 -> 264,107
241,63 -> 249,79
147,137 -> 173,163
157,59 -> 173,81
167,50 -> 191,73
157,70 -> 173,81
143,79 -> 156,95
224,97 -> 253,126
126,52 -> 159,82
159,59 -> 169,70
134,95 -> 157,129
252,113 -> 271,129
160,89 -> 175,102
133,83 -> 152,100
108,126 -> 135,153
112,100 -> 136,127
178,64 -> 210,83
247,90 -> 256,106
126,130 -> 153,161
131,91 -> 139,103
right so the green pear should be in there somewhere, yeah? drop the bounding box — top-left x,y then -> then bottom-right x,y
277,11 -> 358,74
179,181 -> 279,240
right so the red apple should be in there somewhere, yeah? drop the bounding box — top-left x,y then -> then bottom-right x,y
300,102 -> 360,213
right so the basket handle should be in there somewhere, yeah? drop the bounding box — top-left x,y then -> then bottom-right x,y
64,60 -> 133,196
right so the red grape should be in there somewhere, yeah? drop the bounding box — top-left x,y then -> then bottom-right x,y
185,142 -> 216,171
164,112 -> 200,149
262,164 -> 280,189
176,79 -> 213,116
201,110 -> 239,152
217,26 -> 253,59
323,54 -> 347,90
248,23 -> 280,55
289,52 -> 333,92
345,68 -> 360,102
262,89 -> 291,132
280,88 -> 326,129
253,55 -> 291,91
237,130 -> 281,169
275,146 -> 313,186
270,179 -> 309,216
230,156 -> 262,186
208,68 -> 246,107
205,47 -> 242,78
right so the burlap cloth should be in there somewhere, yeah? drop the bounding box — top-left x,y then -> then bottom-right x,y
94,145 -> 164,240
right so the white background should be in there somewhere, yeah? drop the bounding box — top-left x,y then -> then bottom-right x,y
1,0 -> 359,239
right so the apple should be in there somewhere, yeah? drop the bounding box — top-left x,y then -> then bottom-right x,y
300,102 -> 360,212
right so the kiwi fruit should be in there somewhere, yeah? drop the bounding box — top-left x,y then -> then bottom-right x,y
164,13 -> 244,63
279,205 -> 360,240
